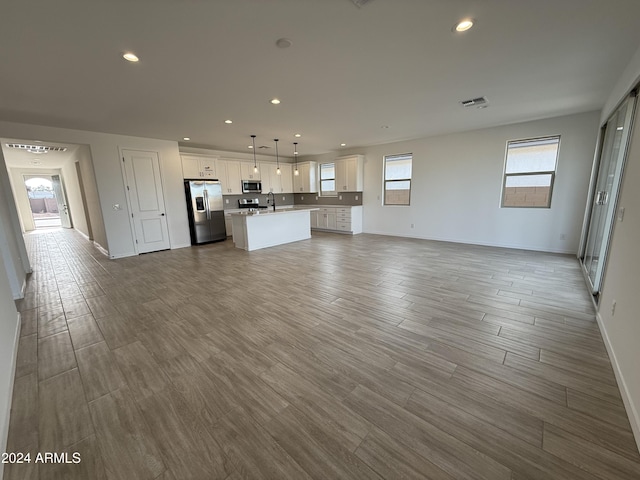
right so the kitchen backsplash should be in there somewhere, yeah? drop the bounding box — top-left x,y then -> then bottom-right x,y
222,193 -> 295,210
294,192 -> 363,206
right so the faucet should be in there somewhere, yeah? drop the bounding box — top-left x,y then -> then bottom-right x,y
266,192 -> 276,211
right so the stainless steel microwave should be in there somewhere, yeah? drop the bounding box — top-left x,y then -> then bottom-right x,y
242,180 -> 262,193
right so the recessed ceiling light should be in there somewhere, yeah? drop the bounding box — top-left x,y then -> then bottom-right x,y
123,52 -> 139,62
294,133 -> 301,138
248,145 -> 254,149
276,38 -> 292,49
381,125 -> 389,129
270,98 -> 281,105
183,137 -> 191,141
340,143 -> 346,147
454,19 -> 474,32
224,120 -> 233,124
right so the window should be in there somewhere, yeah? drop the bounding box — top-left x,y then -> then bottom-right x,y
502,136 -> 560,208
320,162 -> 336,196
384,153 -> 412,205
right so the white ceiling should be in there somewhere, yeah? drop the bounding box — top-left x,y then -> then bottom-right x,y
2,0 -> 640,156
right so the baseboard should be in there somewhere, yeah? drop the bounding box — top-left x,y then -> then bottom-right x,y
1,312 -> 22,477
75,229 -> 91,242
11,278 -> 27,300
108,251 -> 136,259
171,242 -> 193,250
363,230 -> 576,255
595,311 -> 640,453
93,242 -> 109,258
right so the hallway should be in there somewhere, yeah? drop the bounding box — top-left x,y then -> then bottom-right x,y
5,229 -> 640,479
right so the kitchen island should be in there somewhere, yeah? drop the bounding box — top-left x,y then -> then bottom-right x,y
230,208 -> 318,251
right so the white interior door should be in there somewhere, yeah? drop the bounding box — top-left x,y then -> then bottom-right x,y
122,149 -> 170,254
51,174 -> 72,228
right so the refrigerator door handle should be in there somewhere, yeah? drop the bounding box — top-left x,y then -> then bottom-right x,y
204,189 -> 211,220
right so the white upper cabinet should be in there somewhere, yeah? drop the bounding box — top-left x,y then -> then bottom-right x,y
293,161 -> 317,193
240,162 -> 261,180
217,159 -> 243,194
260,162 -> 294,194
279,164 -> 293,193
181,154 -> 294,195
181,154 -> 218,179
335,155 -> 363,192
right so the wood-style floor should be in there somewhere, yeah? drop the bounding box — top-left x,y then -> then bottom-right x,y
6,229 -> 640,479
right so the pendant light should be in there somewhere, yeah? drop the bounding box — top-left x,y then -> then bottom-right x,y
251,135 -> 258,173
293,142 -> 299,176
274,138 -> 281,175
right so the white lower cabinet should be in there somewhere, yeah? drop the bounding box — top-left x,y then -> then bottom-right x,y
311,206 -> 362,234
224,213 -> 233,236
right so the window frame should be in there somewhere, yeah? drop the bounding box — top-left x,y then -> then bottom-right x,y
383,153 -> 412,206
501,136 -> 560,209
319,162 -> 337,197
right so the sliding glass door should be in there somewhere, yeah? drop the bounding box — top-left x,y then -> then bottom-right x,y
581,94 -> 636,297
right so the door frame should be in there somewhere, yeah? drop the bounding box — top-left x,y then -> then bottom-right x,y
579,90 -> 638,300
22,173 -> 63,230
118,147 -> 170,255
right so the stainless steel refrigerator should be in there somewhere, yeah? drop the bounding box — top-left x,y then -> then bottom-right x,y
184,180 -> 227,244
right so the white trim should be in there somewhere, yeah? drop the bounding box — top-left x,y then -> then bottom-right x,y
93,241 -> 109,257
10,276 -> 25,300
108,252 -> 136,259
595,311 -> 640,453
75,228 -> 91,242
1,312 -> 22,477
170,242 -> 192,250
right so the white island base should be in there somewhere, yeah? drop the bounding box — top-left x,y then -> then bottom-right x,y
230,209 -> 315,251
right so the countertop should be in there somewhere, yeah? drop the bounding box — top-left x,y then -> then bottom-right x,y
229,207 -> 318,217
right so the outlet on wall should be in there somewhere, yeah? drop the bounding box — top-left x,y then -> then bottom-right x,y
355,195 -> 359,200
339,195 -> 343,200
411,223 -> 415,228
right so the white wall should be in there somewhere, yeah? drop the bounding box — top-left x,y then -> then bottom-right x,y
307,111 -> 600,253
0,152 -> 24,479
601,42 -> 640,123
61,151 -> 90,238
0,253 -> 20,480
595,46 -> 640,451
598,103 -> 640,451
1,155 -> 30,299
0,121 -> 191,258
74,145 -> 107,249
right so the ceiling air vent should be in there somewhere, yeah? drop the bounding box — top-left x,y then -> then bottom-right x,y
460,96 -> 488,108
6,143 -> 68,153
350,0 -> 374,7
